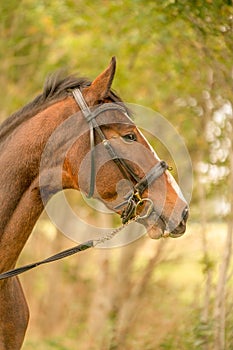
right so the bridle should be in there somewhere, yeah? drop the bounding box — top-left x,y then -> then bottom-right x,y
72,88 -> 169,224
0,88 -> 170,281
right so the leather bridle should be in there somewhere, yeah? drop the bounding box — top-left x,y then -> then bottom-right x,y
72,88 -> 169,224
0,89 -> 170,281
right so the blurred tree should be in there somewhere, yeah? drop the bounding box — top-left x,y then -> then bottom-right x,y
1,1 -> 233,349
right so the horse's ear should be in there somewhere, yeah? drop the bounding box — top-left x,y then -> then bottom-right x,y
85,57 -> 116,104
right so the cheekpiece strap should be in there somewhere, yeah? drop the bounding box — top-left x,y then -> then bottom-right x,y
72,89 -> 92,120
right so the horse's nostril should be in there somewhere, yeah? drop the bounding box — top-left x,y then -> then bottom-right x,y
182,207 -> 189,222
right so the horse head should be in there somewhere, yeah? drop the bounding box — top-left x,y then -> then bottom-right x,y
64,57 -> 189,239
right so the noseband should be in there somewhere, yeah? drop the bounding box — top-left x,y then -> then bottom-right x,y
72,89 -> 169,224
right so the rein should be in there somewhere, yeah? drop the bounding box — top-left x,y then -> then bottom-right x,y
0,89 -> 168,281
0,213 -> 149,281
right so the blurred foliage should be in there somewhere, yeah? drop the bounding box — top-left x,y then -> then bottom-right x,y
1,1 -> 232,205
1,1 -> 233,349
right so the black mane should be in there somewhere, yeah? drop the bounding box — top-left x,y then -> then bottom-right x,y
0,73 -> 91,144
0,71 -> 124,145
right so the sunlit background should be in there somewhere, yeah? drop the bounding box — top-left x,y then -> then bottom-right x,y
1,1 -> 233,349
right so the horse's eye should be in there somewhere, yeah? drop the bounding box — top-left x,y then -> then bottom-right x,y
122,133 -> 137,142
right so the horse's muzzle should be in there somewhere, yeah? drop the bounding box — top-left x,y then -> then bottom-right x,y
168,206 -> 189,238
140,205 -> 189,239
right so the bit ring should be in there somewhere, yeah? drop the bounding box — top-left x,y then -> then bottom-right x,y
135,198 -> 154,219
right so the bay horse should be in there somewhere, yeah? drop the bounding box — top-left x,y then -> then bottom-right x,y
0,57 -> 189,349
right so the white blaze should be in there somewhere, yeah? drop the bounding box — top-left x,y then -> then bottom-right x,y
165,171 -> 187,203
137,128 -> 187,203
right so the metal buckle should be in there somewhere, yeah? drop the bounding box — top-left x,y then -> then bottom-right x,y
133,191 -> 142,202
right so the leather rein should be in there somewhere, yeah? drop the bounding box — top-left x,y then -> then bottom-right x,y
0,89 -> 168,280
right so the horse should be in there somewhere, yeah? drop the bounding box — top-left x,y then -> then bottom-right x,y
0,57 -> 189,349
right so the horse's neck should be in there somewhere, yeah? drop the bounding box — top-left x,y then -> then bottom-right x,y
0,179 -> 45,271
0,97 -> 79,271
